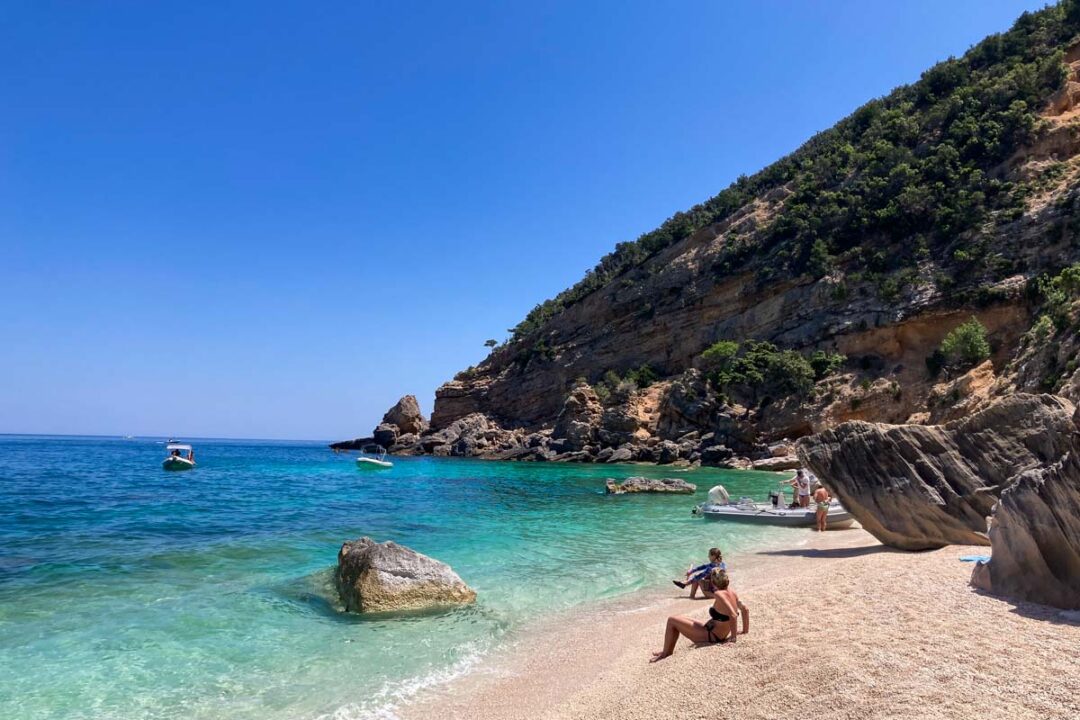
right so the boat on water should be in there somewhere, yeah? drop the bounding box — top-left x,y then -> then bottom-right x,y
356,444 -> 393,470
692,485 -> 855,529
163,443 -> 196,471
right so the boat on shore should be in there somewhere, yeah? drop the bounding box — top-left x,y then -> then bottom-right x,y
356,444 -> 393,470
692,485 -> 855,528
163,443 -> 196,471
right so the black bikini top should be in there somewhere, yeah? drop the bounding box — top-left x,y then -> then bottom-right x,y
709,606 -> 731,622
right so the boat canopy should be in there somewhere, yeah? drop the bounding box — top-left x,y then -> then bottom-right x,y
166,443 -> 192,452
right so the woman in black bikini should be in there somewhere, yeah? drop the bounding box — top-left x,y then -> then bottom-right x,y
650,568 -> 749,662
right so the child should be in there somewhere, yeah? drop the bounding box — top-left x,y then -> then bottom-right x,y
672,547 -> 726,598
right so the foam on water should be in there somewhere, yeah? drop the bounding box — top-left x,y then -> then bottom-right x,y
0,435 -> 792,719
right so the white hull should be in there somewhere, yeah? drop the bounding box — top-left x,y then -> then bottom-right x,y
163,457 -> 195,471
356,457 -> 393,469
696,501 -> 855,528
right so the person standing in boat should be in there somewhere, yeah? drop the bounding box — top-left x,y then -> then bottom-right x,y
787,469 -> 812,508
813,485 -> 831,531
672,547 -> 725,598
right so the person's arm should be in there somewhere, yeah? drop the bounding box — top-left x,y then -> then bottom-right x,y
738,600 -> 750,635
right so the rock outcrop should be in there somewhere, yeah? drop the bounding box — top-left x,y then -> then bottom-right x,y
797,394 -> 1080,551
604,477 -> 697,494
553,382 -> 603,451
382,395 -> 428,435
971,451 -> 1080,610
334,537 -> 476,614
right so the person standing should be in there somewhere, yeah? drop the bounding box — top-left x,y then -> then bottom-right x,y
813,485 -> 831,531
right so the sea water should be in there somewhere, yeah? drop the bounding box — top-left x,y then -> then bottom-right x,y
0,435 -> 788,719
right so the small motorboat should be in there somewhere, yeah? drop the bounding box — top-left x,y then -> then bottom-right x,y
163,443 -> 196,471
692,485 -> 855,529
356,445 -> 393,470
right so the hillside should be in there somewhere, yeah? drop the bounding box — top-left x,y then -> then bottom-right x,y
341,2 -> 1080,466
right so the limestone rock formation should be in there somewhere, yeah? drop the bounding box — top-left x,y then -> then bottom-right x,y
382,395 -> 428,436
334,537 -> 476,614
553,382 -> 603,451
971,452 -> 1080,610
797,394 -> 1080,551
604,477 -> 696,494
751,455 -> 801,471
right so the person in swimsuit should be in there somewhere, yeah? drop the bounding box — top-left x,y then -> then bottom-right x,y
787,469 -> 812,508
651,568 -> 749,662
813,485 -> 831,531
672,547 -> 725,598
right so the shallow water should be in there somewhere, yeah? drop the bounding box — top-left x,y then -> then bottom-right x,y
0,435 -> 790,719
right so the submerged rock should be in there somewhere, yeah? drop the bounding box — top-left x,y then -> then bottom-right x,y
334,537 -> 476,614
971,452 -> 1080,610
797,394 -> 1080,551
604,477 -> 696,494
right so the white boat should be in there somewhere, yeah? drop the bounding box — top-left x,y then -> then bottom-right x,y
692,485 -> 855,529
163,443 -> 196,471
356,445 -> 393,470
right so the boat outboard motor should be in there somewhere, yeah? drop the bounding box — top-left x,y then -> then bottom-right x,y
707,484 -> 730,506
769,491 -> 780,507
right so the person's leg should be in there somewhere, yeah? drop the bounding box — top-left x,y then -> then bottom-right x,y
800,494 -> 809,508
688,580 -> 699,598
651,616 -> 710,661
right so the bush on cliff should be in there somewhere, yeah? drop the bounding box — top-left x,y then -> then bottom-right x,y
927,317 -> 991,376
700,340 -> 843,405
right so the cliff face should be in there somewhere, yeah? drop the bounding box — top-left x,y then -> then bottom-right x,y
341,4 -> 1080,466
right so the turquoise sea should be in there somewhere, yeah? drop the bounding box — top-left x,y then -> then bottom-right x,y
0,435 -> 791,719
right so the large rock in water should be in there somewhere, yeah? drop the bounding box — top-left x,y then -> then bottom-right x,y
605,477 -> 696,494
334,537 -> 476,613
971,452 -> 1080,610
796,394 -> 1080,551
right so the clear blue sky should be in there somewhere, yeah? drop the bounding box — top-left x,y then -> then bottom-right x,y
0,0 -> 1049,440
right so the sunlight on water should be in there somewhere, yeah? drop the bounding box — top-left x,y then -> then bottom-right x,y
0,436 -> 792,719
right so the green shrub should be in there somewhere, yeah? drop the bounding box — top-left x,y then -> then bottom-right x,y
701,340 -> 819,404
808,350 -> 846,379
936,317 -> 991,372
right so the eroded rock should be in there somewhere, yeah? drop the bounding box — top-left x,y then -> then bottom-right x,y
971,452 -> 1080,609
604,477 -> 696,494
334,537 -> 476,614
797,394 -> 1080,551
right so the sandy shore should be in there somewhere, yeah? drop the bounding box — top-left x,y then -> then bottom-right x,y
400,527 -> 1080,720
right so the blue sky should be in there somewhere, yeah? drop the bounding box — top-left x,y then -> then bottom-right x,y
0,0 -> 1049,440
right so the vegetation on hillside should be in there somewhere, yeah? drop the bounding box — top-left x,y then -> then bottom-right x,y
699,340 -> 845,405
926,317 -> 992,376
506,2 -> 1080,344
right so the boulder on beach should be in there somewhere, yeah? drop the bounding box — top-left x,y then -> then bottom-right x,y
605,477 -> 696,494
334,537 -> 476,614
797,394 -> 1080,551
970,452 -> 1080,610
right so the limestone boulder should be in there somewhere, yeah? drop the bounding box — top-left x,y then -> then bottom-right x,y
751,455 -> 801,471
971,452 -> 1080,609
372,423 -> 399,448
797,394 -> 1080,551
334,537 -> 476,614
604,477 -> 696,494
382,394 -> 429,435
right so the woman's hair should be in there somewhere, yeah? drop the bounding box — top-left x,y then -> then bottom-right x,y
708,547 -> 723,561
710,567 -> 730,590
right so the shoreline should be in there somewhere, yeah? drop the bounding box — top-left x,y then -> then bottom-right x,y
397,527 -> 1080,720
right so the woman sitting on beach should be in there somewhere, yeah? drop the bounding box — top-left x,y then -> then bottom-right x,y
652,568 -> 748,662
672,547 -> 725,599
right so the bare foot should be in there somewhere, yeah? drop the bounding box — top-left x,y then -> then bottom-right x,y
650,651 -> 671,663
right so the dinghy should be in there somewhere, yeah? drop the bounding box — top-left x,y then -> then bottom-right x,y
163,443 -> 196,471
692,485 -> 855,528
356,445 -> 393,470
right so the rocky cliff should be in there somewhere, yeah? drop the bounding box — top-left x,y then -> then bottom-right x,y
336,4 -> 1080,467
